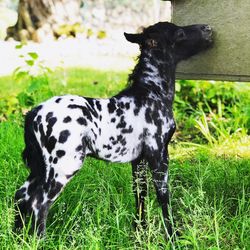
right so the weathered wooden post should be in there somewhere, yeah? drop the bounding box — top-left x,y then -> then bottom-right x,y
172,0 -> 250,81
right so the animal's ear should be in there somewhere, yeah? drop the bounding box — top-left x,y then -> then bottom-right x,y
124,32 -> 143,44
173,28 -> 187,42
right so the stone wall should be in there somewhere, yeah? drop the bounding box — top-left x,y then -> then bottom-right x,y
82,0 -> 171,34
173,0 -> 250,82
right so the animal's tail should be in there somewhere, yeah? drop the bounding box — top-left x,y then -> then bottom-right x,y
22,106 -> 46,178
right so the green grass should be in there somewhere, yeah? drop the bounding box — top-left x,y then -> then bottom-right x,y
0,68 -> 127,99
0,68 -> 249,249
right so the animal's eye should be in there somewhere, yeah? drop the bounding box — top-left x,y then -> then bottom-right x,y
174,29 -> 187,42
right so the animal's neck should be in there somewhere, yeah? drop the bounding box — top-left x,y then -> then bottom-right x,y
130,49 -> 176,104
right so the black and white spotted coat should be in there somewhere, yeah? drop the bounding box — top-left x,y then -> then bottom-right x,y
14,22 -> 212,237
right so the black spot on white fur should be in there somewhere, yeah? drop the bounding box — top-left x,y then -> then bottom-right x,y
46,136 -> 57,153
46,117 -> 57,138
56,150 -> 65,158
59,130 -> 70,143
63,116 -> 71,123
55,98 -> 62,103
107,99 -> 116,113
53,157 -> 58,164
77,117 -> 87,126
46,112 -> 53,122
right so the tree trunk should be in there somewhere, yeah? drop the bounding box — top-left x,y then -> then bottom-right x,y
6,0 -> 82,42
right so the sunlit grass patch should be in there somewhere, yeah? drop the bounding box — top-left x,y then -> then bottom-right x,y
211,135 -> 250,158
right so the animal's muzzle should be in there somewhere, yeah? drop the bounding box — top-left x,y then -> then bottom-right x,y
201,25 -> 213,43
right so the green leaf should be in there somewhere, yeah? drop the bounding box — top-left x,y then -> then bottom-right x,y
25,60 -> 34,66
27,81 -> 40,92
15,44 -> 23,49
13,66 -> 21,74
17,92 -> 35,107
28,52 -> 39,60
14,71 -> 28,80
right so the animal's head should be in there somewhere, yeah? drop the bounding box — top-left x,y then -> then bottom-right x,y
124,22 -> 213,62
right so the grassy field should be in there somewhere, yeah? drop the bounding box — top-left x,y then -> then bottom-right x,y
0,68 -> 249,249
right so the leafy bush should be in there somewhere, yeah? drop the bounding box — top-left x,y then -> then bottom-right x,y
0,44 -> 54,121
0,95 -> 19,121
176,80 -> 243,113
175,80 -> 250,143
14,45 -> 53,104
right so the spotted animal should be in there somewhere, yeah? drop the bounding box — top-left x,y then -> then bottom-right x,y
14,22 -> 213,238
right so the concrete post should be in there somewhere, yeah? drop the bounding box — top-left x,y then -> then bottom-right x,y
172,0 -> 250,81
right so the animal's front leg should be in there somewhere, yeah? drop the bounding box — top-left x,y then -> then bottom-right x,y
131,157 -> 147,228
148,151 -> 173,239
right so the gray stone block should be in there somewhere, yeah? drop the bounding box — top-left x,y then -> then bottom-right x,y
172,0 -> 250,81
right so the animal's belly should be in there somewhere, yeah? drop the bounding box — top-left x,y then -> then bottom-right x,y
89,132 -> 143,163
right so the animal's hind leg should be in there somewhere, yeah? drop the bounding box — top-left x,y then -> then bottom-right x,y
30,156 -> 85,236
14,175 -> 37,230
132,157 -> 147,228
